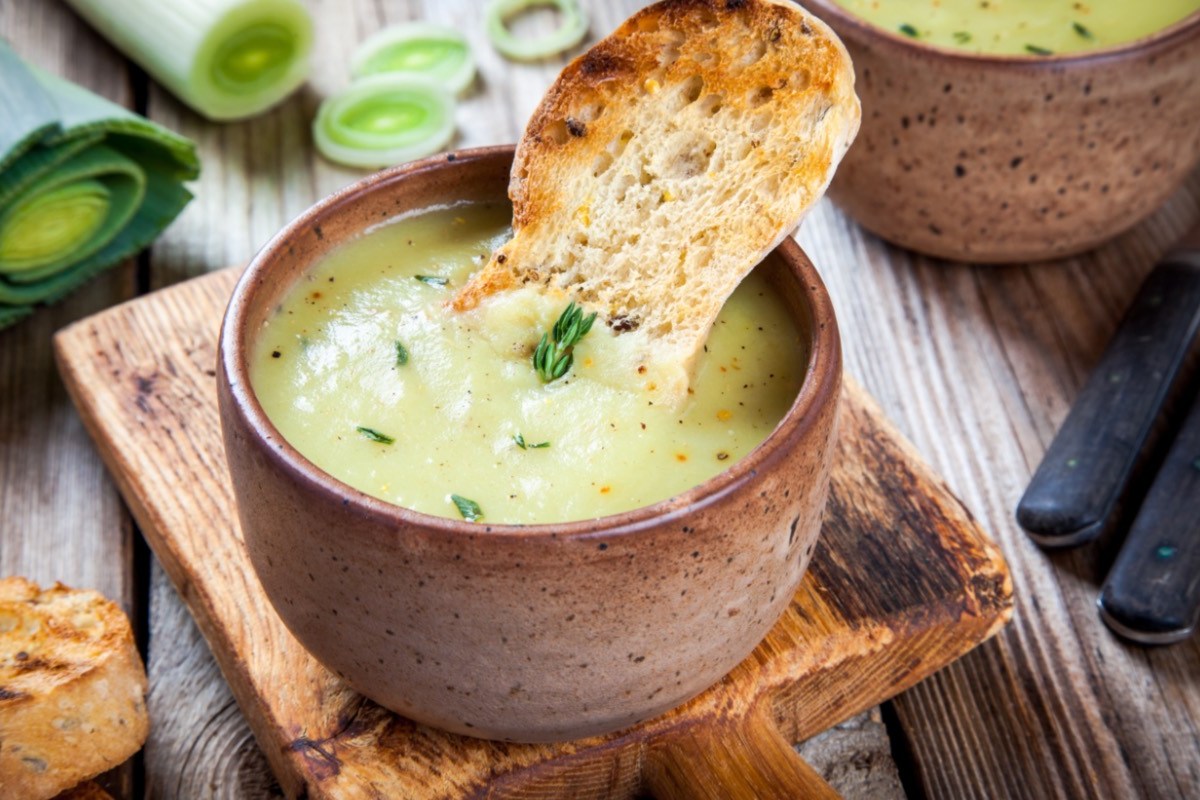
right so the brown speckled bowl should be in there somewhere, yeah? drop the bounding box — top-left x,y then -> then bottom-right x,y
804,1 -> 1200,262
217,146 -> 842,743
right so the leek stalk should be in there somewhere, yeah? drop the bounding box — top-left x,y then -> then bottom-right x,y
0,42 -> 199,330
64,0 -> 313,121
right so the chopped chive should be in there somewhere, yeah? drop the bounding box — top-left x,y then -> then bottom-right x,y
1072,22 -> 1094,39
953,31 -> 972,44
899,23 -> 919,38
514,433 -> 549,449
395,340 -> 409,366
356,426 -> 395,444
415,274 -> 448,286
1025,44 -> 1054,55
451,494 -> 482,521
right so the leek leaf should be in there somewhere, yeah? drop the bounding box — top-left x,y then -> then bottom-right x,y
0,41 -> 199,328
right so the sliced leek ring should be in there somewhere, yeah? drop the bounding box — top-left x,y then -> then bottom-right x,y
313,74 -> 455,169
484,0 -> 589,61
351,23 -> 476,96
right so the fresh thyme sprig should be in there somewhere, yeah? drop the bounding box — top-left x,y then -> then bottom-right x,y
533,301 -> 597,382
451,494 -> 483,521
514,433 -> 550,449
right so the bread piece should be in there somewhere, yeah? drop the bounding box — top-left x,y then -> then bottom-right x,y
454,0 -> 859,397
53,782 -> 115,800
0,578 -> 148,800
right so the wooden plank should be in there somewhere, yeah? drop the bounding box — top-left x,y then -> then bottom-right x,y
135,1 -> 905,795
796,169 -> 1200,798
54,265 -> 1008,799
0,2 -> 139,797
143,565 -> 281,800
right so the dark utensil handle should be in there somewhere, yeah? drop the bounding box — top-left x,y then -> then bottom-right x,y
1017,250 -> 1200,547
1098,386 -> 1200,644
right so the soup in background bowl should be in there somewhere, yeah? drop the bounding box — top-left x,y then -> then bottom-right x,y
217,146 -> 842,742
805,0 -> 1200,262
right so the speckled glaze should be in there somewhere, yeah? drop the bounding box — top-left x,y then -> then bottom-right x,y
217,146 -> 842,743
805,1 -> 1200,262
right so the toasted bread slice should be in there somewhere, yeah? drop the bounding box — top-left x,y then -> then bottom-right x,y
0,578 -> 148,800
454,0 -> 859,397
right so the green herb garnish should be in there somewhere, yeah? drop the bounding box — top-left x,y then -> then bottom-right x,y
415,274 -> 448,286
356,426 -> 395,444
1025,44 -> 1054,56
395,340 -> 409,366
1072,22 -> 1094,40
451,494 -> 483,521
514,434 -> 550,449
898,23 -> 919,38
953,31 -> 972,44
533,301 -> 597,383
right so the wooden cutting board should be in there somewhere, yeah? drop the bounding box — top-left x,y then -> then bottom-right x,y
54,267 -> 1011,799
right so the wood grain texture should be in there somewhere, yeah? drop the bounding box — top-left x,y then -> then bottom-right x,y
143,563 -> 282,800
0,3 -> 140,797
53,266 -> 1009,798
642,702 -> 843,800
796,169 -> 1200,799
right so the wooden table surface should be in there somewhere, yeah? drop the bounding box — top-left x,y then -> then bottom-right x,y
2,1 -> 1197,798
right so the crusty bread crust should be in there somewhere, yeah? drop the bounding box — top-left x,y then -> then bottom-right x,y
0,578 -> 148,800
53,781 -> 115,800
454,0 -> 859,388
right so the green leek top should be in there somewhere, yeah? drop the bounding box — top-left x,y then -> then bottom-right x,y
0,41 -> 200,330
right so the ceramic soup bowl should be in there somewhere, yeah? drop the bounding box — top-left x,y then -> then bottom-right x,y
217,145 -> 841,742
804,1 -> 1200,263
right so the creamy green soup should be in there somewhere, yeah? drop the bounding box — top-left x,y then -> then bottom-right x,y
250,203 -> 805,525
832,0 -> 1200,55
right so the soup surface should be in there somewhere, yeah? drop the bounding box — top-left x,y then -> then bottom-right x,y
250,203 -> 806,524
832,0 -> 1200,55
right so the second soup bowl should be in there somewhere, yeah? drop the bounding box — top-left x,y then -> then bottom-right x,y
217,145 -> 841,742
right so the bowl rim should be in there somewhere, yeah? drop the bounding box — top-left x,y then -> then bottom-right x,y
219,144 -> 841,544
802,0 -> 1200,66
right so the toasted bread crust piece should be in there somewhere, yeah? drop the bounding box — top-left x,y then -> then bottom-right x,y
455,0 -> 859,382
53,781 -> 115,800
0,578 -> 148,800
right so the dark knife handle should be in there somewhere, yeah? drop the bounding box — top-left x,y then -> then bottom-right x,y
1098,386 -> 1200,644
1017,251 -> 1200,547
